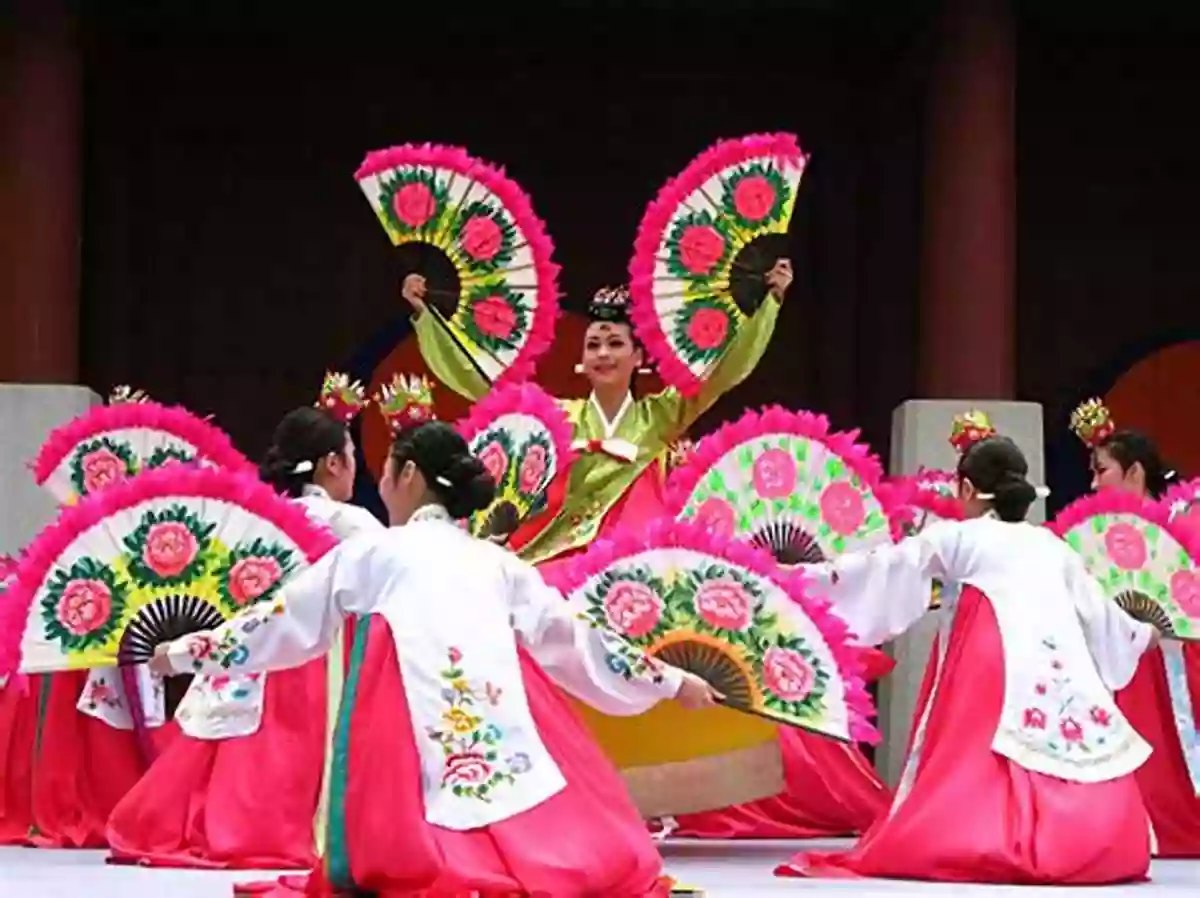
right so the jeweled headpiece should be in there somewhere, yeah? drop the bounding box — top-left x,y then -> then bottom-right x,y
587,285 -> 632,324
374,373 -> 436,435
108,385 -> 150,405
949,409 -> 996,455
1070,397 -> 1115,448
317,372 -> 369,424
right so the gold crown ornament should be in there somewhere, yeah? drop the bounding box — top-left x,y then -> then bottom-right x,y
1069,397 -> 1115,448
374,373 -> 436,435
316,371 -> 369,424
108,385 -> 150,405
948,409 -> 996,455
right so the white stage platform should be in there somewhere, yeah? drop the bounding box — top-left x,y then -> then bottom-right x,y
1,840 -> 1197,897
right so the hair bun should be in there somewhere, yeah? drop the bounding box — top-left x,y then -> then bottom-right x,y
437,453 -> 497,520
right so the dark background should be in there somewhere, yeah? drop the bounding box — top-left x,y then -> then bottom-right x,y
74,3 -> 1200,508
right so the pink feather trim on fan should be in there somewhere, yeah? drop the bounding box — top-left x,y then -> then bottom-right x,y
1165,476 -> 1200,530
665,404 -> 906,537
543,516 -> 879,744
355,142 -> 561,387
628,133 -> 807,396
30,401 -> 254,485
0,466 -> 339,678
455,382 -> 576,468
887,469 -> 964,541
1048,489 -> 1200,563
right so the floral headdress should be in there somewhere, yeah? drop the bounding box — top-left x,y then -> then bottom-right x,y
374,373 -> 436,435
587,285 -> 632,324
316,372 -> 369,424
948,409 -> 996,455
1069,397 -> 1116,448
109,385 -> 150,405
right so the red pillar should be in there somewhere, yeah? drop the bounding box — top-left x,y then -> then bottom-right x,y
918,0 -> 1016,398
0,0 -> 82,384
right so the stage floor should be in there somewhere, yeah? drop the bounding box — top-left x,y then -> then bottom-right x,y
1,840 -> 1197,897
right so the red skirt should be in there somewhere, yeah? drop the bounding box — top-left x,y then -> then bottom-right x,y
0,679 -> 38,845
244,615 -> 671,898
778,586 -> 1152,885
31,670 -> 178,848
1114,643 -> 1200,857
106,656 -> 328,869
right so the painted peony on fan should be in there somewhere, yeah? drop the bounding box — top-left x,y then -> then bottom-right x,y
1050,491 -> 1200,640
629,133 -> 807,395
456,382 -> 575,541
667,407 -> 903,567
1,466 -> 338,677
31,395 -> 255,505
545,519 -> 875,817
355,142 -> 561,386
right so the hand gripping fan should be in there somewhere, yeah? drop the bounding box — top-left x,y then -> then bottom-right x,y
1167,477 -> 1200,530
628,133 -> 808,396
456,383 -> 575,540
1050,491 -> 1200,640
545,519 -> 876,817
1,466 -> 339,677
32,400 -> 255,505
667,406 -> 904,567
355,142 -> 561,386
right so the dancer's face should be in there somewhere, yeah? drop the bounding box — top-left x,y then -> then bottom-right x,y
1090,447 -> 1145,498
379,454 -> 425,525
581,322 -> 642,392
317,432 -> 357,503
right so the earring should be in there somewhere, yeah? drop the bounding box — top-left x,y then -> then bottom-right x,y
637,366 -> 653,375
574,363 -> 585,375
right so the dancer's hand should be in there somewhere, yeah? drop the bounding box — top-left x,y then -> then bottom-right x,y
148,643 -> 174,677
400,274 -> 428,315
674,671 -> 723,710
765,258 -> 793,299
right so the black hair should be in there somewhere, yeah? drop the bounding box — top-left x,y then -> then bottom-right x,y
389,421 -> 496,520
1095,429 -> 1180,499
957,435 -> 1038,523
260,407 -> 349,499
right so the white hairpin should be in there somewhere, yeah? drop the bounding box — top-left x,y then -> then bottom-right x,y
435,475 -> 452,488
975,485 -> 1050,501
291,460 -> 314,474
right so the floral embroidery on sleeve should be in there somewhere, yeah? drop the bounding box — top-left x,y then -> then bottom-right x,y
81,673 -> 124,713
424,647 -> 532,801
185,598 -> 285,671
1015,636 -> 1124,757
576,612 -> 666,685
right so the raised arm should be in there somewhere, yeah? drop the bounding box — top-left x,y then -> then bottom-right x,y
404,275 -> 492,401
153,537 -> 371,678
1062,547 -> 1156,691
803,524 -> 957,647
503,555 -> 687,715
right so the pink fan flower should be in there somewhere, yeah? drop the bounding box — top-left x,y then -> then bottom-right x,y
733,175 -> 776,221
1170,569 -> 1200,617
518,445 -> 549,494
1104,523 -> 1147,571
460,215 -> 503,262
478,441 -> 509,486
81,448 -> 127,493
753,448 -> 797,499
694,577 -> 754,631
472,296 -> 518,341
820,481 -> 866,535
143,522 -> 199,578
762,646 -> 816,702
56,579 -> 113,636
686,307 -> 730,351
677,225 -> 726,275
602,580 -> 663,638
693,498 -> 737,538
393,182 -> 437,228
227,556 -> 283,607
443,752 -> 493,786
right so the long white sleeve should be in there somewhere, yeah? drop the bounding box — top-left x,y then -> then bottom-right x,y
803,524 -> 955,647
504,557 -> 683,716
1063,548 -> 1154,691
162,537 -> 370,677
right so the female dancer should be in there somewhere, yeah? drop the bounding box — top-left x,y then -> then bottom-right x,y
405,269 -> 891,839
149,420 -> 716,897
1071,398 -> 1200,857
779,427 -> 1156,884
107,403 -> 383,869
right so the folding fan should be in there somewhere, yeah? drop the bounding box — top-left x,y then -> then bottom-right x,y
1,466 -> 339,677
545,518 -> 875,816
628,133 -> 808,395
355,142 -> 561,386
1167,477 -> 1200,530
32,400 -> 256,505
456,383 -> 575,540
667,406 -> 903,568
891,468 -> 963,536
1050,491 -> 1200,640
